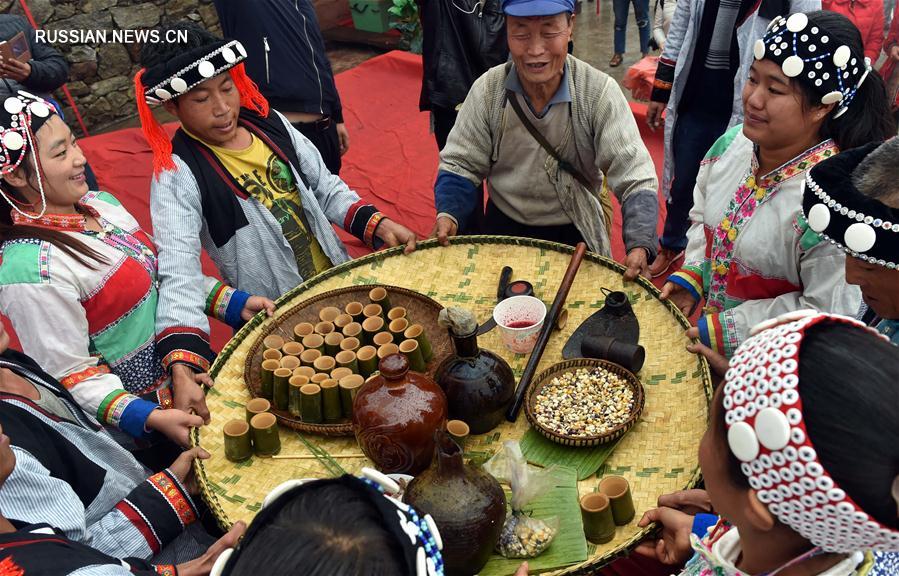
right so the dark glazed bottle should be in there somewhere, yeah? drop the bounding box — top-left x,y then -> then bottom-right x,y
435,328 -> 515,434
352,353 -> 447,475
404,431 -> 506,576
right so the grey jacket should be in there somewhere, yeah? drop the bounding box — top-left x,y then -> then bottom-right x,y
0,15 -> 69,94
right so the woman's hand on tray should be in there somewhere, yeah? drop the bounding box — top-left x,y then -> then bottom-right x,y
375,218 -> 418,254
242,295 -> 276,322
633,506 -> 694,565
659,282 -> 698,317
657,488 -> 713,515
684,327 -> 729,382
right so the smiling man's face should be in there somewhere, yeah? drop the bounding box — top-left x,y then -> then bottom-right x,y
507,13 -> 572,93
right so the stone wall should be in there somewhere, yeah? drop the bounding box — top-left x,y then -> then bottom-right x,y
2,0 -> 223,134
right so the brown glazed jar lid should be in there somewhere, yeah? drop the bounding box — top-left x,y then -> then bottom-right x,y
379,353 -> 409,380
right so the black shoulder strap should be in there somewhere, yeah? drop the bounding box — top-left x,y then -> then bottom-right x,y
504,88 -> 594,191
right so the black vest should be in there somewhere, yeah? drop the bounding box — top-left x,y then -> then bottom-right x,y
170,109 -> 308,248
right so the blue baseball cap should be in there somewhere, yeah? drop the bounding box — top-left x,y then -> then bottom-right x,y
501,0 -> 574,16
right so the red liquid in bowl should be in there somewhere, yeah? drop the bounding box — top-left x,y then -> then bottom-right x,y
505,320 -> 536,329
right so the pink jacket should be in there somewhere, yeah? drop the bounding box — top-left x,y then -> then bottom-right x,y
823,0 -> 885,61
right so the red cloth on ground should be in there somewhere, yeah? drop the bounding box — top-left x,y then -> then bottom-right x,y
2,50 -> 666,354
823,0 -> 885,61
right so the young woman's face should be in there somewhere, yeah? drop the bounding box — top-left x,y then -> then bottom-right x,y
742,59 -> 829,154
7,114 -> 89,209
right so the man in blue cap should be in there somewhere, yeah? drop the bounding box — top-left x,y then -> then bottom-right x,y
430,0 -> 660,280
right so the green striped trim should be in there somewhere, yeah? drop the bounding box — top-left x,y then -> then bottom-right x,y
92,290 -> 158,363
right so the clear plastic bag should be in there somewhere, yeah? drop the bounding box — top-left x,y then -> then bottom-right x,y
484,441 -> 560,558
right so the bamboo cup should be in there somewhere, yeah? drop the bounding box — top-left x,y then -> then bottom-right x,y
335,350 -> 359,374
293,366 -> 315,379
260,359 -> 280,400
372,331 -> 394,347
339,374 -> 365,417
389,318 -> 409,341
324,332 -> 344,356
330,367 -> 353,381
342,322 -> 363,339
263,334 -> 285,352
362,303 -> 383,320
362,317 -> 384,345
318,306 -> 341,323
273,368 -> 292,410
377,343 -> 399,360
311,373 -> 329,384
446,419 -> 470,447
293,322 -> 315,341
399,339 -> 426,372
387,306 -> 407,321
245,398 -> 271,422
289,375 -> 309,417
314,321 -> 335,336
250,412 -> 280,456
262,348 -> 282,362
404,324 -> 433,362
314,355 -> 337,374
368,287 -> 391,313
340,336 -> 361,353
320,379 -> 342,422
302,333 -> 325,354
356,346 -> 378,377
345,301 -> 364,323
300,383 -> 323,423
279,355 -> 301,371
281,341 -> 304,358
300,349 -> 322,368
223,419 -> 252,462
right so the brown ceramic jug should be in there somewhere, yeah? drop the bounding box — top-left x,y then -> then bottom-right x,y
435,328 -> 515,434
352,353 -> 447,475
404,430 -> 506,576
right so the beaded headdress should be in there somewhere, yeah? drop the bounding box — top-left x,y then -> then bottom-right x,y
211,469 -> 445,576
723,311 -> 899,553
754,13 -> 870,118
802,143 -> 899,270
0,90 -> 59,220
133,36 -> 269,177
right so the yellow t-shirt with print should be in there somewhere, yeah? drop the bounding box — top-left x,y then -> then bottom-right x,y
198,132 -> 332,279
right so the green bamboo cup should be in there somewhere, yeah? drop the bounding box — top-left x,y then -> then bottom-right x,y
387,306 -> 407,321
279,355 -> 301,372
334,313 -> 353,330
302,333 -> 325,354
599,476 -> 635,526
320,379 -> 342,422
342,322 -> 363,340
293,322 -> 314,341
330,366 -> 353,381
372,331 -> 394,348
260,359 -> 280,400
399,339 -> 426,372
377,343 -> 399,361
335,350 -> 359,374
314,321 -> 335,336
356,346 -> 378,377
250,412 -> 280,456
368,286 -> 391,313
273,368 -> 291,411
263,334 -> 285,352
362,317 -> 384,345
311,373 -> 329,384
262,348 -> 282,362
389,318 -> 409,341
363,303 -> 383,321
314,355 -> 337,374
404,324 -> 433,362
340,336 -> 361,354
300,383 -> 323,423
293,365 -> 316,379
344,301 -> 364,323
580,493 -> 616,544
288,375 -> 309,416
223,419 -> 253,462
281,341 -> 304,359
338,374 -> 365,417
318,306 -> 341,323
300,348 -> 322,368
245,397 -> 271,422
324,332 -> 344,356
446,419 -> 470,448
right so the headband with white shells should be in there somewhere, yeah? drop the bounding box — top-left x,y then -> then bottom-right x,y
724,311 -> 899,554
210,469 -> 445,576
0,91 -> 57,220
754,13 -> 870,119
141,39 -> 247,105
802,142 -> 898,270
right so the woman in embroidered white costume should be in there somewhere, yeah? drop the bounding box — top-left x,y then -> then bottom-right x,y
660,11 -> 896,358
0,89 -> 273,450
634,312 -> 899,575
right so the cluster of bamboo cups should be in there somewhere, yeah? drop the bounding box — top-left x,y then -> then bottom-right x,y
259,288 -> 434,424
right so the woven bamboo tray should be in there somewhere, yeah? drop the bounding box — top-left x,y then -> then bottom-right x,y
193,237 -> 712,575
525,358 -> 645,448
243,284 -> 452,436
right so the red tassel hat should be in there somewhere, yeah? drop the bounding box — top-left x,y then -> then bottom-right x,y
133,39 -> 269,178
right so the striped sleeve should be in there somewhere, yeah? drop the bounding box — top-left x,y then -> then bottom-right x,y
203,276 -> 250,329
0,280 -> 155,437
150,160 -> 216,374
